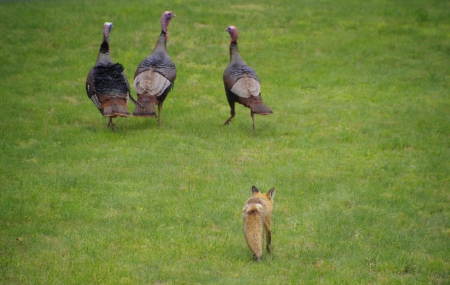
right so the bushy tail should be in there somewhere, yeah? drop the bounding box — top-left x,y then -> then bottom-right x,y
243,205 -> 264,261
102,98 -> 130,117
247,96 -> 273,115
133,95 -> 157,117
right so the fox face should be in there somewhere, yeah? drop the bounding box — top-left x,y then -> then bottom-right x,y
242,186 -> 275,261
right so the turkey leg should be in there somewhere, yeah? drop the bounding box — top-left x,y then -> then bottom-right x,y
106,117 -> 116,132
251,111 -> 255,131
224,104 -> 236,125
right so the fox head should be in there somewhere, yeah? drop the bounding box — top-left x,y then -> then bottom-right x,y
251,185 -> 275,202
243,186 -> 275,216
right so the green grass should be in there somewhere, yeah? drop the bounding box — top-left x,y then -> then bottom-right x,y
1,0 -> 449,284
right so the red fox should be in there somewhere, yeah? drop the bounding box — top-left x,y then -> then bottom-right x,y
242,186 -> 275,261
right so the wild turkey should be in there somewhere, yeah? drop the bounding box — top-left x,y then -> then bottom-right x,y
223,26 -> 273,130
133,11 -> 177,125
86,22 -> 140,131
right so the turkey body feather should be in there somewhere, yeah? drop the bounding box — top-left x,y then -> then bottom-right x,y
93,63 -> 130,96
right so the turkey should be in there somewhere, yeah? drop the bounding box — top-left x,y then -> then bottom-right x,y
133,11 -> 177,125
86,22 -> 141,132
223,26 -> 272,130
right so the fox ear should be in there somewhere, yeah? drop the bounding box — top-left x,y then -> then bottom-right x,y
251,186 -> 260,194
267,187 -> 275,200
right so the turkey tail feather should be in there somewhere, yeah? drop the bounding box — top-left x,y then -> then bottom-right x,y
103,104 -> 130,117
101,98 -> 130,117
247,96 -> 273,115
250,102 -> 272,115
133,102 -> 156,117
129,93 -> 145,111
133,95 -> 158,117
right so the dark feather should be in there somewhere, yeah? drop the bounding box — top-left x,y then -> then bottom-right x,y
94,63 -> 129,95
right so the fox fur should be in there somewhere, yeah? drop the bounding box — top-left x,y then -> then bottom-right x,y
242,186 -> 275,261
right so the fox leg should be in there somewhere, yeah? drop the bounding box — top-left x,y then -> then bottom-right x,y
264,220 -> 271,252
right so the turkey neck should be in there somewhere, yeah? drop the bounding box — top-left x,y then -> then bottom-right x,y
152,31 -> 168,54
96,38 -> 112,65
229,41 -> 244,65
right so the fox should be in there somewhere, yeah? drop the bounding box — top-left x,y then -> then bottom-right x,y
242,185 -> 276,261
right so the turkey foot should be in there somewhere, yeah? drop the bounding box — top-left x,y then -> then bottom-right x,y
106,117 -> 115,132
224,115 -> 235,125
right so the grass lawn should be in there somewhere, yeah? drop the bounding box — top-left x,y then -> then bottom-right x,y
1,0 -> 449,283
